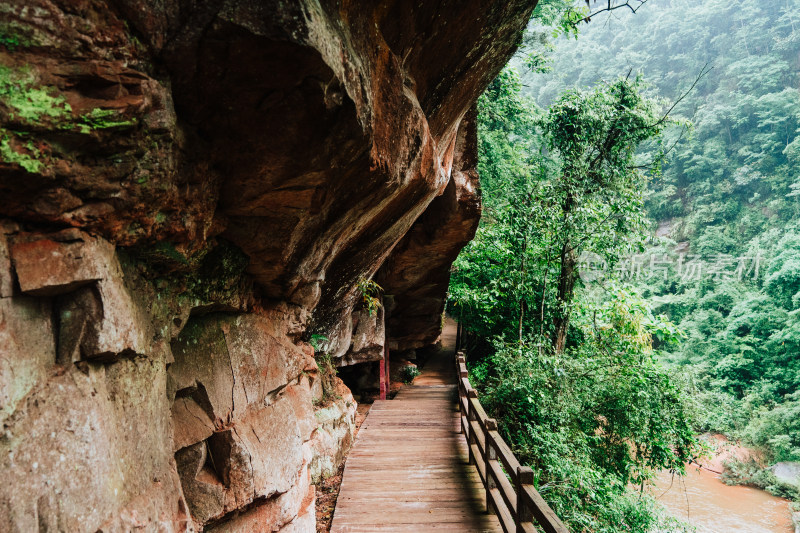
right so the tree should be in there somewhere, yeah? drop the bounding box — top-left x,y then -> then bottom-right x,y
543,75 -> 665,352
449,66 -> 700,531
518,0 -> 800,474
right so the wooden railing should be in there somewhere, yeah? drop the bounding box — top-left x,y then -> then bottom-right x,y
455,352 -> 570,533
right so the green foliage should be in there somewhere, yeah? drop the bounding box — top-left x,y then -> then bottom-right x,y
0,65 -> 133,173
0,22 -> 36,51
315,352 -> 340,405
0,32 -> 22,51
0,66 -> 72,124
0,65 -> 135,141
520,0 -> 800,476
470,306 -> 699,532
450,30 -> 701,528
399,365 -> 420,384
454,69 -> 668,348
310,334 -> 329,353
78,108 -> 137,131
357,278 -> 383,316
742,391 -> 800,463
722,457 -> 800,500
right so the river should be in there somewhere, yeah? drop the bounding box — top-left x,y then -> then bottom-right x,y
652,465 -> 795,532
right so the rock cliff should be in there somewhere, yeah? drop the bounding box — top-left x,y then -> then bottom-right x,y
0,0 -> 535,530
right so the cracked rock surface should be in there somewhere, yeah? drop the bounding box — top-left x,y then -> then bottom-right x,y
0,0 -> 535,530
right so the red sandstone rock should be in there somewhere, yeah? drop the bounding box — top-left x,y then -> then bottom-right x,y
324,307 -> 387,366
0,224 -> 15,298
11,231 -> 111,296
0,296 -> 54,424
309,377 -> 357,483
206,466 -> 315,532
0,0 -> 537,531
0,0 -> 531,336
377,108 -> 482,351
169,312 -> 314,426
172,396 -> 216,452
12,230 -> 151,360
0,352 -> 188,533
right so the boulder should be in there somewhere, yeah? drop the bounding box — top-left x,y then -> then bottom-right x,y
771,462 -> 800,489
175,383 -> 316,526
206,460 -> 314,533
325,307 -> 387,366
175,441 -> 226,524
309,378 -> 357,482
169,313 -> 315,426
0,354 -> 186,533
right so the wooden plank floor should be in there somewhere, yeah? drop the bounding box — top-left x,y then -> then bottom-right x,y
330,322 -> 502,533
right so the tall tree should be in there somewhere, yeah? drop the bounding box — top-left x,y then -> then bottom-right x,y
544,75 -> 666,351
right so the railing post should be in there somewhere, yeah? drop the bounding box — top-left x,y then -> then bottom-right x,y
467,389 -> 478,465
379,355 -> 386,400
484,418 -> 498,514
457,354 -> 465,432
516,466 -> 534,533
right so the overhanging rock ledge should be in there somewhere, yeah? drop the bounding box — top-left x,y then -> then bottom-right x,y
0,0 -> 536,530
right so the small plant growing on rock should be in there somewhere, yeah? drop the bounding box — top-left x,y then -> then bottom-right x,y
400,365 -> 420,384
357,277 -> 383,316
309,334 -> 328,353
314,349 -> 341,406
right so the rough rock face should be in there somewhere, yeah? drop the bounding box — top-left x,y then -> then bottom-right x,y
309,378 -> 357,483
0,0 -> 535,530
377,108 -> 482,351
323,307 -> 387,367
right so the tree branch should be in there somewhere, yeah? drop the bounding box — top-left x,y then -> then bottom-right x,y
571,0 -> 650,27
649,63 -> 713,130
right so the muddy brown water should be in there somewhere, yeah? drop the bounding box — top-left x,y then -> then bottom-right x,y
653,465 -> 794,532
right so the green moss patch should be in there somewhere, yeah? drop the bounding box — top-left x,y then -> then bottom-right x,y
0,66 -> 72,124
0,65 -> 137,133
0,132 -> 42,173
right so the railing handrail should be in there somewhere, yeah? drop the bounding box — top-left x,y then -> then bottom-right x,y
455,351 -> 570,533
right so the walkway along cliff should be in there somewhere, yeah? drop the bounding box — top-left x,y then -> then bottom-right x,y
0,0 -> 537,531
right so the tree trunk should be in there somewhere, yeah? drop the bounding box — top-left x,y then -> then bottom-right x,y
518,234 -> 528,344
552,241 -> 577,354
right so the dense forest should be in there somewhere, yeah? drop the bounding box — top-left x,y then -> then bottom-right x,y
449,0 -> 800,530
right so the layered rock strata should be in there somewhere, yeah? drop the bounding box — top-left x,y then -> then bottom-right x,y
0,0 -> 536,530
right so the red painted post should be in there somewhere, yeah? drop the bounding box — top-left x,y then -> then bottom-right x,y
379,349 -> 386,400
385,344 -> 390,398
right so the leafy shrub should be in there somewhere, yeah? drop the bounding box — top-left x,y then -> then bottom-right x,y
722,457 -> 800,500
399,365 -> 420,384
470,330 -> 700,531
357,278 -> 383,316
315,353 -> 340,406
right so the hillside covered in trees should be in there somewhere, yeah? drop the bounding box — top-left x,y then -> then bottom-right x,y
450,0 -> 800,530
523,0 -> 800,467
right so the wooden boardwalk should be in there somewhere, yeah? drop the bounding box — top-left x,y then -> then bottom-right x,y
330,324 -> 502,532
